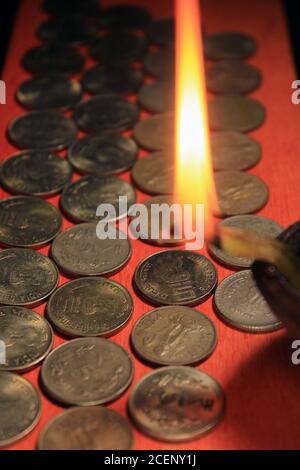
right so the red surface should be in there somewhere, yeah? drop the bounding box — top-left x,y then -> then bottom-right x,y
1,0 -> 300,451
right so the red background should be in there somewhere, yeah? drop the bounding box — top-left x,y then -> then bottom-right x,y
1,0 -> 300,450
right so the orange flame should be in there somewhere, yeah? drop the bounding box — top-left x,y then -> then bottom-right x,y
175,0 -> 218,241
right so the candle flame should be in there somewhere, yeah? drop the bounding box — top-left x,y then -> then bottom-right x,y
175,0 -> 218,241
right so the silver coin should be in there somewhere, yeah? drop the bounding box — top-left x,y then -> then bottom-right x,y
144,48 -> 174,79
210,131 -> 261,171
46,277 -> 133,338
208,96 -> 265,132
51,223 -> 131,277
206,60 -> 261,94
214,270 -> 283,332
8,111 -> 77,150
138,81 -> 174,113
37,17 -> 97,46
16,76 -> 82,111
208,215 -> 284,269
40,337 -> 134,406
131,306 -> 217,366
215,171 -> 269,216
0,306 -> 53,372
204,32 -> 257,60
131,152 -> 174,195
133,113 -> 174,151
22,44 -> 85,76
60,175 -> 136,223
0,372 -> 41,447
128,366 -> 225,442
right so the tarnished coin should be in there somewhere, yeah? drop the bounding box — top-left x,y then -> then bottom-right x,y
38,406 -> 133,450
130,195 -> 185,246
95,5 -> 152,30
43,0 -> 98,16
37,17 -> 97,45
8,111 -> 77,150
82,63 -> 143,96
133,114 -> 174,151
68,134 -> 138,176
73,95 -> 139,133
204,32 -> 257,60
90,32 -> 148,63
214,270 -> 283,332
138,81 -> 174,113
41,337 -> 134,406
134,250 -> 217,306
215,171 -> 269,216
16,76 -> 82,111
131,306 -> 217,366
128,366 -> 225,442
61,175 -> 136,223
51,223 -> 131,277
144,48 -> 174,78
22,44 -> 85,76
211,131 -> 261,171
208,215 -> 284,269
0,306 -> 53,372
147,18 -> 174,46
47,277 -> 133,338
132,152 -> 174,195
0,196 -> 62,248
0,248 -> 58,306
0,372 -> 41,447
208,96 -> 265,132
0,150 -> 73,197
206,60 -> 261,94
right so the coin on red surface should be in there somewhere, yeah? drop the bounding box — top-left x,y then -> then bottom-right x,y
131,152 -> 174,195
128,366 -> 225,442
133,113 -> 174,151
204,32 -> 257,60
138,81 -> 174,113
22,44 -> 85,76
206,60 -> 261,94
38,406 -> 133,450
41,338 -> 134,406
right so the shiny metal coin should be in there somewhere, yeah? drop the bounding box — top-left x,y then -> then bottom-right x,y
128,366 -> 225,442
133,113 -> 174,151
0,306 -> 53,372
211,131 -> 261,171
206,60 -> 261,94
131,152 -> 174,195
47,277 -> 133,338
22,44 -> 85,76
41,337 -> 134,406
138,81 -> 174,113
204,32 -> 257,60
90,31 -> 148,63
147,18 -> 174,46
214,270 -> 283,332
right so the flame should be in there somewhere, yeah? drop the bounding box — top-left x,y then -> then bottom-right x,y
175,0 -> 218,240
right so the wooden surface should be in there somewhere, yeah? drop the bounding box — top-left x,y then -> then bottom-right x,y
1,0 -> 300,451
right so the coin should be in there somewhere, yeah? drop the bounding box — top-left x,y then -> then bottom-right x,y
206,60 -> 261,95
144,48 -> 174,78
81,63 -> 143,96
51,223 -> 131,277
0,196 -> 62,248
61,175 -> 136,223
95,5 -> 152,30
0,372 -> 41,447
22,44 -> 85,76
0,150 -> 73,197
134,250 -> 217,306
215,171 -> 269,216
130,195 -> 185,246
208,96 -> 265,132
204,32 -> 257,60
41,337 -> 134,406
214,270 -> 283,332
138,81 -> 174,113
208,215 -> 284,269
131,306 -> 217,366
38,406 -> 133,450
133,113 -> 174,151
68,134 -> 138,176
16,76 -> 82,111
128,366 -> 225,442
43,0 -> 98,16
0,306 -> 53,372
47,277 -> 133,338
8,111 -> 77,150
131,152 -> 174,195
73,95 -> 139,133
90,32 -> 148,63
37,17 -> 97,45
210,131 -> 261,171
147,18 -> 175,46
0,248 -> 58,306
